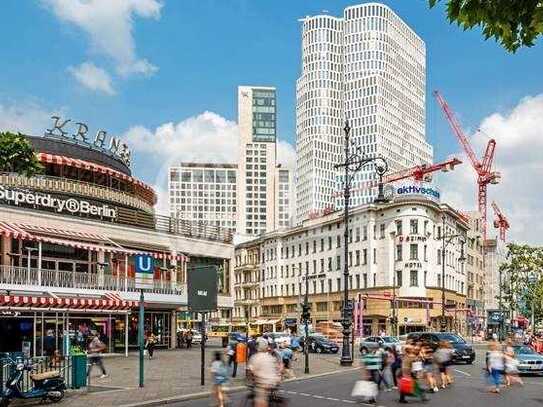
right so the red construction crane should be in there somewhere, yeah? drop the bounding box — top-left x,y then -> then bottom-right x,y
433,90 -> 501,240
384,157 -> 462,184
332,157 -> 462,198
491,201 -> 510,241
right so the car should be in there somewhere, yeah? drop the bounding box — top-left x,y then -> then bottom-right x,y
514,345 -> 543,374
191,330 -> 202,344
228,332 -> 248,343
413,332 -> 475,364
264,332 -> 291,347
359,336 -> 401,354
306,336 -> 339,354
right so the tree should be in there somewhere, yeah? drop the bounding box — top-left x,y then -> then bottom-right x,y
429,0 -> 543,52
0,131 -> 43,177
499,243 -> 543,325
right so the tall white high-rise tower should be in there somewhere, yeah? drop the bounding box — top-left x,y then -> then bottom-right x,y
295,3 -> 433,223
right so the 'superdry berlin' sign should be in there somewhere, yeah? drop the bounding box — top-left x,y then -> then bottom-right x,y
45,116 -> 131,168
0,186 -> 117,219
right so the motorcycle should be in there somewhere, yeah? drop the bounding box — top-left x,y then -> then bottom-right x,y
0,356 -> 66,406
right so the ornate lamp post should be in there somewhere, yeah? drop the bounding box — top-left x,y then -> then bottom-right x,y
439,215 -> 466,332
334,121 -> 389,366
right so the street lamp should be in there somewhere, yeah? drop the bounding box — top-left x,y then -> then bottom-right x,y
439,215 -> 466,332
334,121 -> 389,366
293,265 -> 310,374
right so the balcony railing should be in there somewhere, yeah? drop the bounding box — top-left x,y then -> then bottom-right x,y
0,266 -> 184,296
0,173 -> 153,212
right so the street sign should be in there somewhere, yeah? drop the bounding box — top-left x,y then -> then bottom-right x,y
187,265 -> 218,312
135,255 -> 154,290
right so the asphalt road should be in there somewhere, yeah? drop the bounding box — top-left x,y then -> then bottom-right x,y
172,347 -> 543,406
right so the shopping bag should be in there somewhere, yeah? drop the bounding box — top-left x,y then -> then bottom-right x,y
351,380 -> 378,399
399,376 -> 415,394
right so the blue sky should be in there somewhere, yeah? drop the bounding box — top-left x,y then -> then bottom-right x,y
1,0 -> 542,242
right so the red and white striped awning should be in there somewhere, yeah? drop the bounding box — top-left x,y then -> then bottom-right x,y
37,152 -> 156,201
0,295 -> 137,310
0,222 -> 188,262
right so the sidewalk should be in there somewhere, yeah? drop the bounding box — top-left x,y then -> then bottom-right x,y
54,342 -> 360,407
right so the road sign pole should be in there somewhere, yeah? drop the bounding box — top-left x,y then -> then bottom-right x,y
200,312 -> 206,386
139,289 -> 144,388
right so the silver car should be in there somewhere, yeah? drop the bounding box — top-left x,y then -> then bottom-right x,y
359,336 -> 400,354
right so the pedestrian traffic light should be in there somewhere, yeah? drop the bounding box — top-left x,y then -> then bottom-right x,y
302,303 -> 311,322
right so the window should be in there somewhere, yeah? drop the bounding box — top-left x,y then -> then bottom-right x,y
321,238 -> 324,252
423,245 -> 427,262
396,270 -> 402,287
337,278 -> 341,291
396,245 -> 402,261
395,220 -> 402,235
313,240 -> 316,253
373,248 -> 377,264
328,279 -> 332,293
328,237 -> 332,250
306,242 -> 309,255
410,270 -> 418,287
410,219 -> 418,235
316,302 -> 327,312
355,227 -> 360,242
349,252 -> 353,267
380,223 -> 385,239
437,249 -> 442,265
355,250 -> 360,266
336,255 -> 341,270
349,229 -> 353,243
337,235 -> 341,248
424,270 -> 427,287
356,274 -> 360,289
363,274 -> 368,288
328,257 -> 332,271
363,249 -> 368,265
410,244 -> 418,260
363,226 -> 368,240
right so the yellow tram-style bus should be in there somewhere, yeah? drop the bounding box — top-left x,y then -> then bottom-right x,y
207,323 -> 260,346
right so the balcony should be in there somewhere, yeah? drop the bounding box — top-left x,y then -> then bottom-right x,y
234,298 -> 259,306
236,280 -> 259,288
0,265 -> 184,296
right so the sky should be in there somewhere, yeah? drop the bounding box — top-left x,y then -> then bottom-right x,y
0,0 -> 542,244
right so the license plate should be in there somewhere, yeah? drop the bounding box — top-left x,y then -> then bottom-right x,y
331,348 -> 338,352
462,355 -> 470,359
532,365 -> 540,370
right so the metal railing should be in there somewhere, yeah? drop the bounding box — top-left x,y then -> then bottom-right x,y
0,173 -> 153,212
155,216 -> 234,243
0,266 -> 185,295
0,355 -> 73,393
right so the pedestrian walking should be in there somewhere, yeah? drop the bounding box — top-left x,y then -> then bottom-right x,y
390,347 -> 402,388
87,332 -> 108,379
146,332 -> 156,360
186,330 -> 193,349
421,341 -> 438,393
43,330 -> 56,358
486,341 -> 505,393
504,339 -> 523,386
227,340 -> 238,377
434,341 -> 453,388
210,351 -> 228,407
361,349 -> 382,403
280,343 -> 295,379
376,343 -> 393,391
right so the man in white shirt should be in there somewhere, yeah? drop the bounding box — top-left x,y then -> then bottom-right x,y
248,338 -> 281,407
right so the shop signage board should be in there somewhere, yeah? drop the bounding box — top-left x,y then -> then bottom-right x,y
135,255 -> 154,290
187,265 -> 218,312
45,115 -> 131,168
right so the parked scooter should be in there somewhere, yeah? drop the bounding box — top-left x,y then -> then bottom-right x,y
0,356 -> 66,406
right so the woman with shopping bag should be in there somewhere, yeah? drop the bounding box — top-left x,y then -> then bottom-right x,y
352,350 -> 381,404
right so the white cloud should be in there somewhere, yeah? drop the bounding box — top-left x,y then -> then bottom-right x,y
0,102 -> 55,135
438,94 -> 543,245
124,112 -> 296,214
68,62 -> 115,95
44,0 -> 161,77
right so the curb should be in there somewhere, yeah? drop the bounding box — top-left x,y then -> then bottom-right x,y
119,366 -> 361,407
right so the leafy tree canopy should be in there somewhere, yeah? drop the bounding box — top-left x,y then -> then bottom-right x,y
429,0 -> 543,52
0,131 -> 43,177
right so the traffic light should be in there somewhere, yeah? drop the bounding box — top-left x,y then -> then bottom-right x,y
343,300 -> 354,321
301,303 -> 311,322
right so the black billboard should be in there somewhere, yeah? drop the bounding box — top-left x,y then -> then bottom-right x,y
187,265 -> 218,312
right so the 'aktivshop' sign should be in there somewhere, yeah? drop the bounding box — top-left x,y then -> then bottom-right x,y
0,186 -> 116,219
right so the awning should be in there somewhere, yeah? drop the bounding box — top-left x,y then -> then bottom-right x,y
0,221 -> 188,262
254,319 -> 281,325
0,294 -> 137,310
37,152 -> 156,199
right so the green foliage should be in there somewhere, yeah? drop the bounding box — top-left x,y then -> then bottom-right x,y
429,0 -> 543,52
500,243 -> 543,321
0,131 -> 43,177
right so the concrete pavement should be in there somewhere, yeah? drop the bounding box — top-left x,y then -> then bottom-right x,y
50,339 -> 359,407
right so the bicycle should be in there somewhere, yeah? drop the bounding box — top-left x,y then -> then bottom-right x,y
239,384 -> 287,407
